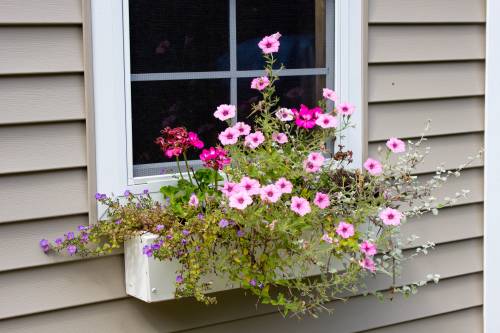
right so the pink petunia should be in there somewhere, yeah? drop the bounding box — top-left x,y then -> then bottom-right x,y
314,192 -> 330,209
275,177 -> 293,194
244,131 -> 265,149
272,132 -> 288,144
239,176 -> 261,196
188,194 -> 199,207
308,152 -> 325,167
258,33 -> 281,54
290,196 -> 311,216
360,257 -> 376,272
229,192 -> 253,210
386,137 -> 406,153
337,102 -> 355,116
218,127 -> 239,145
260,184 -> 282,203
251,76 -> 270,91
214,104 -> 236,121
322,88 -> 337,102
363,158 -> 383,176
316,114 -> 338,129
276,108 -> 294,122
360,240 -> 377,256
221,181 -> 243,197
321,233 -> 333,244
336,221 -> 355,239
233,122 -> 251,136
379,207 -> 402,226
304,160 -> 321,173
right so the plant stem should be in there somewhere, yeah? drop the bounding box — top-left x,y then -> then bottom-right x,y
175,157 -> 184,180
182,152 -> 194,184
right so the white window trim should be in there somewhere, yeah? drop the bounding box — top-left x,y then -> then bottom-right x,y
484,0 -> 500,331
90,0 -> 365,200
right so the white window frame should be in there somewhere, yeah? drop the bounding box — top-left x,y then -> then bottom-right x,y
90,0 -> 365,199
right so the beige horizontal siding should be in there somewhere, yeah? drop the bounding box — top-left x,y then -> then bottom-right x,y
0,169 -> 88,223
368,97 -> 484,141
363,306 -> 483,333
0,0 -> 82,24
0,122 -> 86,174
0,26 -> 83,75
368,62 -> 484,103
369,25 -> 485,63
369,0 -> 485,23
0,75 -> 85,125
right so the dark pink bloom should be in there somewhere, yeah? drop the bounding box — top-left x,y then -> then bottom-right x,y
292,104 -> 322,129
155,127 -> 204,159
199,147 -> 231,170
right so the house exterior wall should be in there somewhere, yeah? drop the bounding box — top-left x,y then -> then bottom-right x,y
0,0 -> 484,332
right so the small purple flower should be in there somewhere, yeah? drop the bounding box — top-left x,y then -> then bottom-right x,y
80,232 -> 89,243
197,213 -> 205,220
166,234 -> 173,240
219,219 -> 229,228
182,229 -> 190,236
39,239 -> 50,252
124,190 -> 131,197
176,275 -> 184,283
54,238 -> 63,246
67,245 -> 77,255
249,279 -> 257,287
151,243 -> 161,251
195,246 -> 201,252
181,239 -> 188,245
142,245 -> 153,257
77,225 -> 87,231
95,193 -> 107,200
237,230 -> 245,237
155,224 -> 165,232
115,219 -> 122,225
65,232 -> 75,240
143,189 -> 149,195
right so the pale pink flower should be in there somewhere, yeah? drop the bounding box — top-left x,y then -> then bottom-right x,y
188,194 -> 199,207
229,192 -> 253,210
360,240 -> 377,256
233,122 -> 251,136
260,184 -> 282,203
218,127 -> 239,145
360,257 -> 376,272
336,221 -> 355,239
251,76 -> 270,91
363,158 -> 383,176
239,176 -> 261,195
244,131 -> 265,149
214,104 -> 236,121
379,207 -> 402,226
322,88 -> 337,102
290,196 -> 311,216
308,152 -> 325,167
316,114 -> 338,128
386,137 -> 406,153
304,160 -> 321,173
275,177 -> 293,194
258,34 -> 280,54
272,132 -> 288,144
276,108 -> 294,122
221,181 -> 243,197
337,102 -> 355,116
321,233 -> 333,244
313,192 -> 330,209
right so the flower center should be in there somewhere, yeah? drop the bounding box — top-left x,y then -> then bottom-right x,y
388,213 -> 394,219
238,197 -> 244,204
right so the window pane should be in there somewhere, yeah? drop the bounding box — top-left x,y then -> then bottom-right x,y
129,0 -> 230,73
237,76 -> 326,122
236,0 -> 326,70
131,79 -> 230,170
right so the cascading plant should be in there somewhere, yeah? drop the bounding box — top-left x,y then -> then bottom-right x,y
40,32 -> 481,317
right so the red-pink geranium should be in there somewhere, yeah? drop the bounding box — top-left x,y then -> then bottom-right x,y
199,147 -> 231,170
292,104 -> 322,129
155,127 -> 204,158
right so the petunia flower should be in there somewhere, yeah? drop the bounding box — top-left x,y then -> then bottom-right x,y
259,184 -> 282,203
239,177 -> 261,196
258,33 -> 281,54
363,158 -> 383,176
218,127 -> 239,145
188,194 -> 199,207
276,108 -> 294,122
360,257 -> 376,272
316,114 -> 338,128
304,160 -> 321,173
307,152 -> 325,167
336,221 -> 355,239
221,181 -> 243,197
272,132 -> 288,144
360,240 -> 377,256
337,102 -> 355,116
321,233 -> 333,244
244,131 -> 265,149
213,104 -> 236,121
322,88 -> 337,102
290,196 -> 311,216
314,192 -> 330,209
233,122 -> 251,136
275,177 -> 293,194
251,76 -> 270,91
379,207 -> 402,226
386,137 -> 406,153
229,192 -> 253,210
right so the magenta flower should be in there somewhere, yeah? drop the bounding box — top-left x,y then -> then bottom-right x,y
321,233 -> 333,244
293,105 -> 322,129
199,147 -> 231,170
276,108 -> 294,122
213,104 -> 236,121
307,152 -> 325,167
251,76 -> 270,91
221,181 -> 243,197
314,192 -> 330,209
188,194 -> 199,207
188,132 -> 204,149
360,257 -> 376,272
290,196 -> 311,216
244,131 -> 265,149
336,221 -> 355,239
233,122 -> 251,136
239,176 -> 261,196
363,158 -> 383,176
272,132 -> 288,144
229,192 -> 253,210
360,240 -> 377,256
379,207 -> 402,226
258,33 -> 281,54
337,102 -> 355,116
322,88 -> 337,102
386,137 -> 406,153
260,184 -> 282,203
275,178 -> 293,194
218,127 -> 239,145
316,114 -> 338,128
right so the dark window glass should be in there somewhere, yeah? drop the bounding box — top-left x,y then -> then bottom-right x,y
129,0 -> 230,73
236,0 -> 326,70
131,79 -> 230,166
237,76 -> 326,123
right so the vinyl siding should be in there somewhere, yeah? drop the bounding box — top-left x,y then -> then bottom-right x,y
0,0 -> 485,332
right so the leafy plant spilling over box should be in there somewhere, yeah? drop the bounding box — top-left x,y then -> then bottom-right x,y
40,33 -> 481,317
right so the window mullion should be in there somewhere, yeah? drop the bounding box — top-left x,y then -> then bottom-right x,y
229,0 -> 238,123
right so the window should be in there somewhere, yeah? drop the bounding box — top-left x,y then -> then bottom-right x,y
91,0 -> 365,197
